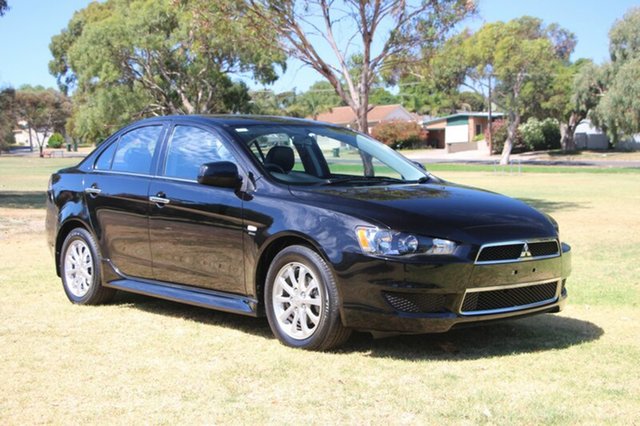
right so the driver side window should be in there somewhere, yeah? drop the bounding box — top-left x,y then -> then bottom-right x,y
164,126 -> 235,181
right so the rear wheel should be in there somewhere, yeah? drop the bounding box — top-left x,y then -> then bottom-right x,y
60,228 -> 115,305
265,245 -> 351,350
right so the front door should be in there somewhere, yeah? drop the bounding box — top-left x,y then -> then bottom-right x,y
148,124 -> 245,294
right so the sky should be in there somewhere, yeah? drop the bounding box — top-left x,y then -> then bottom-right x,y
0,0 -> 638,94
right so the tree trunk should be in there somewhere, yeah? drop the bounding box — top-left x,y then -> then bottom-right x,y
500,112 -> 520,165
561,112 -> 579,152
355,97 -> 374,176
28,125 -> 33,152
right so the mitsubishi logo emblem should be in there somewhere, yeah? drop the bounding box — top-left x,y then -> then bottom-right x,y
521,242 -> 532,258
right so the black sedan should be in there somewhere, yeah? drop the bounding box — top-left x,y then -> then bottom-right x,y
46,115 -> 571,350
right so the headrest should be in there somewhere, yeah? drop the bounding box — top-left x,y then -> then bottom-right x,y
265,145 -> 295,173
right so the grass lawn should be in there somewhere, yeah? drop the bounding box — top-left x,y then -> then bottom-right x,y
1,156 -> 639,423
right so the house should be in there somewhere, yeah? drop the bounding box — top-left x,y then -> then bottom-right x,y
423,112 -> 503,153
314,104 -> 416,133
12,121 -> 51,148
574,119 -> 609,150
574,119 -> 640,151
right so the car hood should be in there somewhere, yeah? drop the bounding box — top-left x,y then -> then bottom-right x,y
289,182 -> 557,244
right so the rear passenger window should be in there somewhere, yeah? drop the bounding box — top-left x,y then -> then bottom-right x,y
111,126 -> 162,174
164,126 -> 235,180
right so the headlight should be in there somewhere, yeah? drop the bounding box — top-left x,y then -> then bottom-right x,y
355,227 -> 457,256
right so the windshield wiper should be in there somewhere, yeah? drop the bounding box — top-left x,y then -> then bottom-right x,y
319,176 -> 406,186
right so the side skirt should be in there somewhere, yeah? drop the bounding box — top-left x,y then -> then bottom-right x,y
104,278 -> 259,317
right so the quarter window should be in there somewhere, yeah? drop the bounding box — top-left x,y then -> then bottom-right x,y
164,126 -> 235,180
94,141 -> 117,170
111,126 -> 162,174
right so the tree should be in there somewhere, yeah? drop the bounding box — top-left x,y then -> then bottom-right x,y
0,0 -> 8,16
591,7 -> 640,143
538,59 -> 599,151
0,87 -> 16,154
436,17 -> 575,163
284,81 -> 344,118
246,0 -> 475,136
50,0 -> 285,143
14,86 -> 71,156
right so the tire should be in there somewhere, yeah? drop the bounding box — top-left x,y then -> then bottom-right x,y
60,227 -> 115,305
265,245 -> 351,350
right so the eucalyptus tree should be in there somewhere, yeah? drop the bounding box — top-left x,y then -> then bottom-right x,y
49,0 -> 285,143
592,7 -> 640,143
245,0 -> 475,135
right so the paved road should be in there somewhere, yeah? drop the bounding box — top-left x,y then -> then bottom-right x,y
418,157 -> 640,168
401,149 -> 640,168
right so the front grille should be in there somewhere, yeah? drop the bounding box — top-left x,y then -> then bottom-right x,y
528,241 -> 560,257
383,292 -> 446,314
476,244 -> 524,262
476,239 -> 560,263
461,281 -> 559,314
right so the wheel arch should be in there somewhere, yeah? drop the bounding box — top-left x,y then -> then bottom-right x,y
54,218 -> 94,277
253,232 -> 332,315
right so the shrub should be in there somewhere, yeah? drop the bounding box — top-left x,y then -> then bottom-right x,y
540,118 -> 561,150
371,121 -> 424,149
47,133 -> 65,149
519,118 -> 561,151
484,119 -> 528,154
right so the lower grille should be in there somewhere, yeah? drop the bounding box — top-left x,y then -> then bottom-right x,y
383,292 -> 446,314
461,281 -> 559,315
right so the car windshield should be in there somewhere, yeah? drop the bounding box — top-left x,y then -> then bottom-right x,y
230,124 -> 428,186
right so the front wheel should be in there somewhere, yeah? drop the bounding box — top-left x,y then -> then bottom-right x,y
60,228 -> 115,305
265,245 -> 351,350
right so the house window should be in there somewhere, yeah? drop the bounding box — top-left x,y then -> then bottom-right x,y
475,124 -> 483,136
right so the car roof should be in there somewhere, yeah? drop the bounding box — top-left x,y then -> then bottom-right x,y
134,114 -> 341,128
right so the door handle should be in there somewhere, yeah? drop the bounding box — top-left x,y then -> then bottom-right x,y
149,194 -> 170,205
84,185 -> 101,197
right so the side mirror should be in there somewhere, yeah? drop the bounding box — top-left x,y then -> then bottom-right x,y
197,161 -> 242,189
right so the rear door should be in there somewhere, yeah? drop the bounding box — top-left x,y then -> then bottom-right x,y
85,124 -> 165,280
148,124 -> 246,294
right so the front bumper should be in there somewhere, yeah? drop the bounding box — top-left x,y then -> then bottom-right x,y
338,243 -> 572,334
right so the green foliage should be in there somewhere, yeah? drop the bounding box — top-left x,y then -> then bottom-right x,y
519,118 -> 560,151
47,133 -> 65,149
294,81 -> 344,118
608,7 -> 640,64
0,87 -> 16,151
248,81 -> 345,118
427,17 -> 574,161
369,88 -> 398,106
590,7 -> 640,143
13,86 -> 71,152
371,121 -> 424,150
49,0 -> 286,143
485,119 -> 521,154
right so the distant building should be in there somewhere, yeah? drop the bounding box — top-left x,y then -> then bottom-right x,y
423,112 -> 503,153
574,119 -> 609,150
575,119 -> 640,151
12,121 -> 51,148
313,104 -> 416,133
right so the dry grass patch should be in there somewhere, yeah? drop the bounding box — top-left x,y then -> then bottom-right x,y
1,157 -> 639,423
